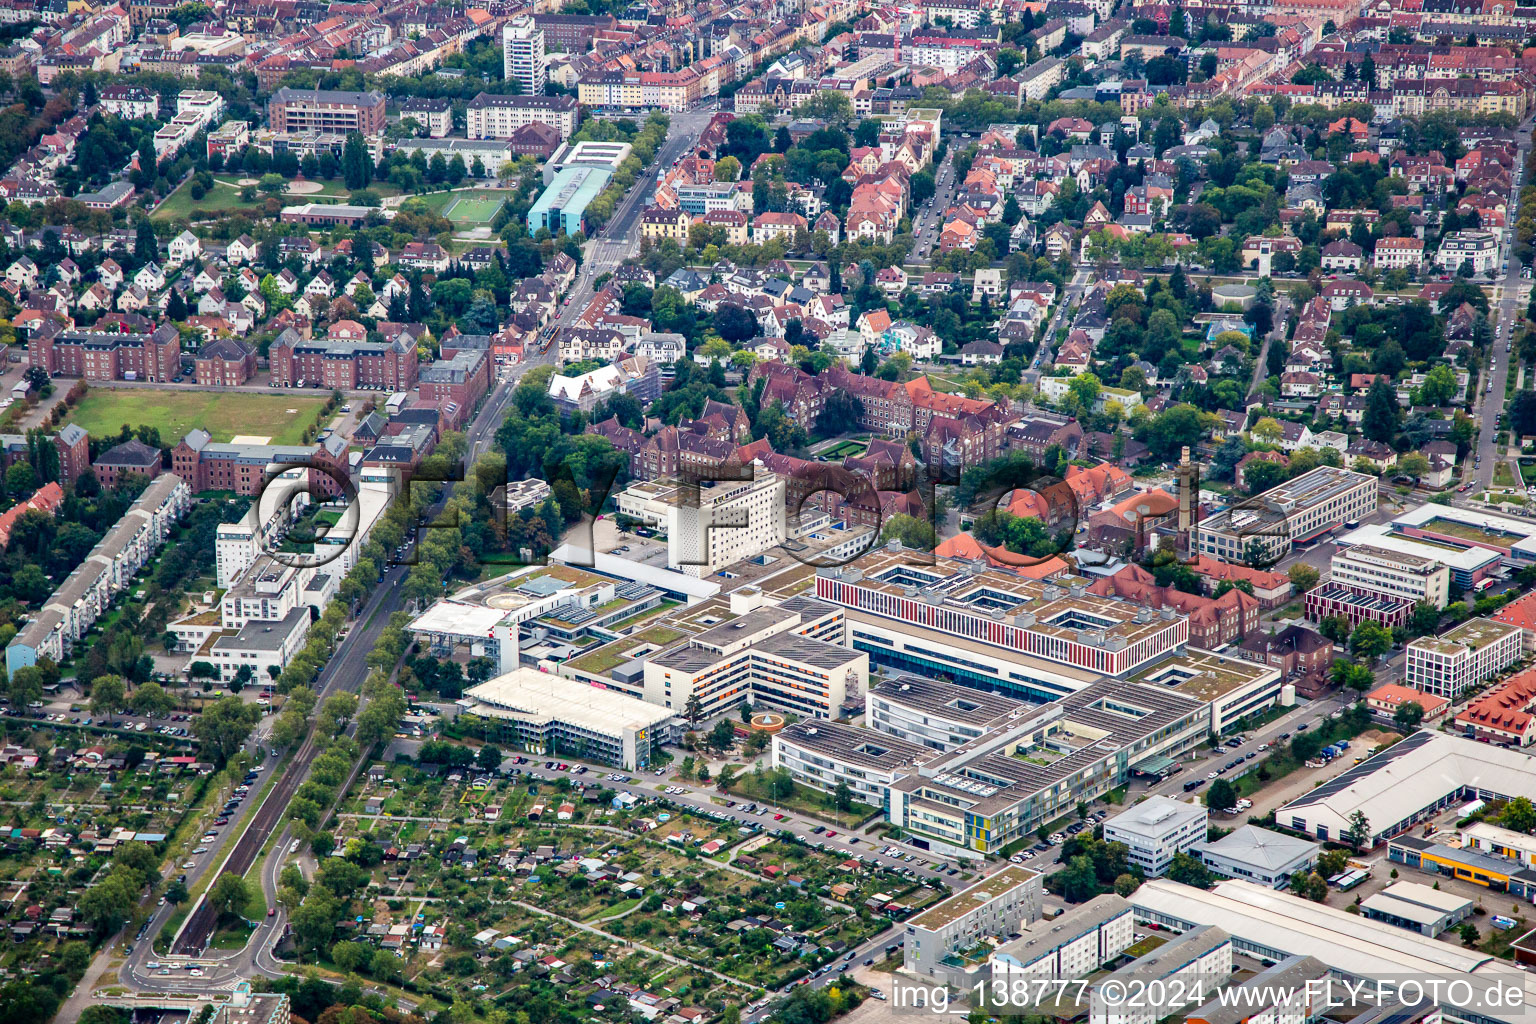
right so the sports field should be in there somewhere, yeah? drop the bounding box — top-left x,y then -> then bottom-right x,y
442,192 -> 506,225
66,389 -> 329,446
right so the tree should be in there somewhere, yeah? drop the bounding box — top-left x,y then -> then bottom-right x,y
477,744 -> 502,772
331,940 -> 372,974
1409,601 -> 1440,636
1289,871 -> 1328,901
1288,564 -> 1320,592
715,303 -> 760,343
833,780 -> 854,812
135,218 -> 158,263
707,718 -> 736,756
1345,809 -> 1372,852
1511,390 -> 1536,438
1055,854 -> 1102,903
210,873 -> 250,918
130,681 -> 175,718
194,696 -> 261,764
89,675 -> 126,720
1393,701 -> 1425,732
1460,921 -> 1481,947
683,693 -> 703,728
1165,852 -> 1213,888
714,155 -> 741,182
1348,620 -> 1393,662
1500,796 -> 1536,833
342,132 -> 372,190
1362,376 -> 1401,444
1207,778 -> 1237,811
79,874 -> 136,933
1318,615 -> 1352,644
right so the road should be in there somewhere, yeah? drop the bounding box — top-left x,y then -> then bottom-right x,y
90,102 -> 701,1003
553,108 -> 721,334
911,146 -> 959,256
1250,294 -> 1290,398
1033,267 -> 1092,368
1472,119 -> 1533,490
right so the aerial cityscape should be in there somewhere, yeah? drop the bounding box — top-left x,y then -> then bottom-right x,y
9,0 -> 1536,1023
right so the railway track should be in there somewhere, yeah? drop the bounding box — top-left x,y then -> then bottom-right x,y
171,566 -> 404,955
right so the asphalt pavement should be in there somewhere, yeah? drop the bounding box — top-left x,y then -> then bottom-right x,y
1472,119 -> 1534,491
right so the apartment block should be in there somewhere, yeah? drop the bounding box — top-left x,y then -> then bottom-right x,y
1406,618 -> 1523,699
502,16 -> 546,97
990,895 -> 1135,979
1089,927 -> 1233,1024
6,474 -> 192,674
268,87 -> 386,135
903,865 -> 1042,976
465,93 -> 578,140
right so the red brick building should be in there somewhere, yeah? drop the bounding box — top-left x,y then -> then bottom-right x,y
55,423 -> 90,486
417,349 -> 492,430
34,324 -> 180,382
1237,625 -> 1335,698
194,337 -> 257,387
171,430 -> 349,497
1087,564 -> 1263,648
93,438 -> 164,488
267,327 -> 418,391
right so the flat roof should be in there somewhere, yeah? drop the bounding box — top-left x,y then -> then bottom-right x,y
818,551 -> 1180,653
1338,522 -> 1498,573
1335,542 -> 1441,574
212,607 -> 309,652
1410,617 -> 1520,656
905,864 -> 1039,931
1129,647 -> 1278,702
890,674 -> 1209,818
549,543 -> 720,601
464,668 -> 675,735
1201,466 -> 1376,537
1104,796 -> 1206,838
1376,880 -> 1474,914
1393,502 -> 1536,556
409,600 -> 506,638
1132,879 -> 1495,978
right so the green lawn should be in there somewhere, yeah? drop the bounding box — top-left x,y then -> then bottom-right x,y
443,193 -> 506,225
67,389 -> 329,445
417,188 -> 509,223
153,177 -> 401,222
